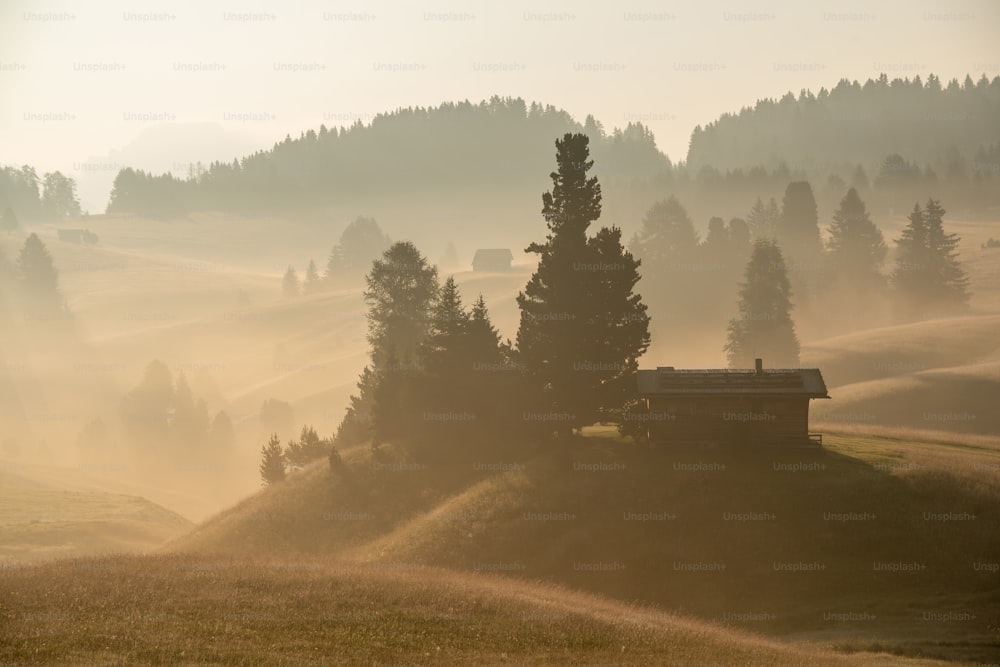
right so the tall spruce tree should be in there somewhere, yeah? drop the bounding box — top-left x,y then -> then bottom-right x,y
333,366 -> 378,446
259,434 -> 286,484
892,199 -> 969,315
326,216 -> 392,282
304,260 -> 321,293
16,233 -> 62,313
282,266 -> 300,298
923,199 -> 970,307
1,207 -> 17,235
363,241 -> 439,369
516,133 -> 650,434
777,181 -> 823,266
724,239 -> 800,368
410,277 -> 475,443
827,187 -> 887,288
629,195 -> 699,264
746,196 -> 781,241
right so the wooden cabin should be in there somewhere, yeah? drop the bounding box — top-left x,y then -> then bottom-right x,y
472,248 -> 513,271
635,358 -> 829,447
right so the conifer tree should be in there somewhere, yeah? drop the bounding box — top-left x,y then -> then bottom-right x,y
259,433 -> 286,484
827,187 -> 887,288
725,239 -> 800,368
363,241 -> 438,368
16,233 -> 61,310
516,133 -> 650,434
1,207 -> 17,235
777,181 -> 823,266
304,260 -> 321,293
282,266 -> 300,298
892,199 -> 969,315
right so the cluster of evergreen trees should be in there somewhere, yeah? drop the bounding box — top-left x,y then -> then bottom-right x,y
629,173 -> 970,362
281,216 -> 392,297
689,73 -> 1000,173
316,133 -> 649,463
105,97 -> 668,220
0,233 -> 68,321
0,166 -> 82,223
259,425 -> 333,484
115,360 -> 235,473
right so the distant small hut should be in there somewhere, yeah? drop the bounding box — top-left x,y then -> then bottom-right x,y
472,248 -> 513,271
635,358 -> 829,447
57,228 -> 99,244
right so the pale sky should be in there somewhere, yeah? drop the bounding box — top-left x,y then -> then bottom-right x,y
1,0 -> 997,210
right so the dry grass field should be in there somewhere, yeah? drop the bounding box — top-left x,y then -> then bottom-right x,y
0,553 -> 962,666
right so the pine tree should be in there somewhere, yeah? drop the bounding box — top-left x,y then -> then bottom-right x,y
372,347 -> 413,446
326,216 -> 391,282
120,360 -> 175,457
420,277 -> 469,379
1,207 -> 17,235
891,204 -> 928,305
777,181 -> 823,266
40,172 -> 81,219
629,196 -> 699,264
516,133 -> 650,434
304,260 -> 321,293
286,424 -> 326,465
827,187 -> 887,287
172,372 -> 209,445
16,233 -> 61,310
467,295 -> 504,370
746,196 -> 780,240
466,294 -> 515,432
724,239 -> 800,368
923,199 -> 969,305
363,241 -> 438,368
410,277 -> 475,443
282,266 -> 300,298
334,366 -> 378,446
209,411 -> 235,450
259,433 -> 286,484
892,199 -> 969,315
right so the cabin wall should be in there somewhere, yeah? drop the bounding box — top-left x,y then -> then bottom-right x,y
642,396 -> 811,444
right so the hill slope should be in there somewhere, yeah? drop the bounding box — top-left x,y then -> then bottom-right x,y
0,466 -> 192,563
803,314 -> 1000,436
0,552 -> 956,666
167,431 -> 1000,662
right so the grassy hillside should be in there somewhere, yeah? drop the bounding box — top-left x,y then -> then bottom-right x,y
167,430 -> 1000,663
802,314 -> 1000,389
0,552 -> 957,666
0,466 -> 191,563
802,313 -> 1000,436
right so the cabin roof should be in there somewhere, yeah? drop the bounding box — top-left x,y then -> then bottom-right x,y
637,367 -> 829,398
472,248 -> 513,262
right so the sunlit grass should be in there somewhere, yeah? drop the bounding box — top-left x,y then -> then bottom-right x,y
0,553 -> 956,666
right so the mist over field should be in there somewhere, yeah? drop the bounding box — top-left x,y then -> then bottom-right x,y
1,2 -> 999,665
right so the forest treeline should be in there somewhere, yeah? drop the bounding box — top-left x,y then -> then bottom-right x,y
103,97 -> 668,219
93,75 -> 1000,225
3,75 -> 998,240
687,73 -> 1000,172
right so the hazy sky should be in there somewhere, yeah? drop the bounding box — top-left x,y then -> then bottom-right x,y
1,0 -> 997,210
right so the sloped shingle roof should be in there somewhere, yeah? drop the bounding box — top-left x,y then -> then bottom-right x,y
637,367 -> 829,398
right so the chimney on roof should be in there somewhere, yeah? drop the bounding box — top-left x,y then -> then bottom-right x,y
755,358 -> 763,375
